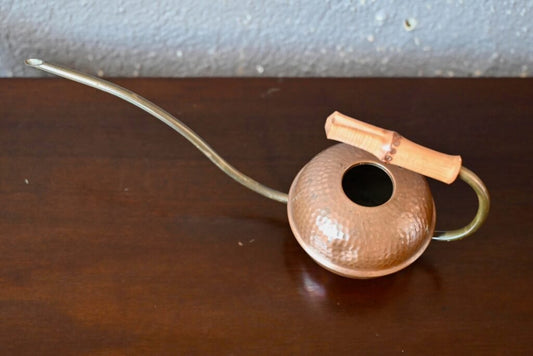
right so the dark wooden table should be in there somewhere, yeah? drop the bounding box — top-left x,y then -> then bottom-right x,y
1,77 -> 531,355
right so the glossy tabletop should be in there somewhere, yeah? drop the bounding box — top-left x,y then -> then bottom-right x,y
1,77 -> 531,355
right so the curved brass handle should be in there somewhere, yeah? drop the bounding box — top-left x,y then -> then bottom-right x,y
432,166 -> 490,241
325,111 -> 490,241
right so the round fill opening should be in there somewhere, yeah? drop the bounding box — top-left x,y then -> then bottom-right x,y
342,164 -> 394,207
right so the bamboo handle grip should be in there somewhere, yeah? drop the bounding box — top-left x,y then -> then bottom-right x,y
325,111 -> 462,184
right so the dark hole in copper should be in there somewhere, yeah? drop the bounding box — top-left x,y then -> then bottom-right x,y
342,164 -> 393,207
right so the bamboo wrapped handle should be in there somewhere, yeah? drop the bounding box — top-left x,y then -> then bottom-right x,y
325,111 -> 462,184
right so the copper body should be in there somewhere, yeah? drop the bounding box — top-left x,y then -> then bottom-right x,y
287,144 -> 436,279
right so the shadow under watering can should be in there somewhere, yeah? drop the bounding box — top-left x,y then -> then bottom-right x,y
283,234 -> 443,311
25,59 -> 490,279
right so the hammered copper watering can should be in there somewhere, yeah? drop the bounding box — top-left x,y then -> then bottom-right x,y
25,59 -> 490,279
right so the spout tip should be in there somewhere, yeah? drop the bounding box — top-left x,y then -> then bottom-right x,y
25,58 -> 44,67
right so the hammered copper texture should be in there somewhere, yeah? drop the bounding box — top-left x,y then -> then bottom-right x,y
287,143 -> 436,278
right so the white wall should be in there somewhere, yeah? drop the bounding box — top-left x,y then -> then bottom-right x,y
1,0 -> 531,77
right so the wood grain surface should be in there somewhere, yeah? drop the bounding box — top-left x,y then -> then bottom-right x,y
1,78 -> 531,355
